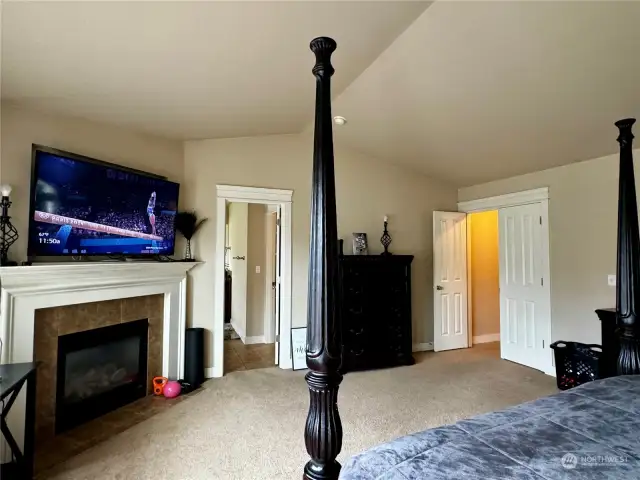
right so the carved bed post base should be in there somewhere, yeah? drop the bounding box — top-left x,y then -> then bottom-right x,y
617,326 -> 640,375
304,371 -> 344,480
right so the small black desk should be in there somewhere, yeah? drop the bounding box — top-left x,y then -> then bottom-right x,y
0,362 -> 37,480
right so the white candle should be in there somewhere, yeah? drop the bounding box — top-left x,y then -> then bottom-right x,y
384,215 -> 389,223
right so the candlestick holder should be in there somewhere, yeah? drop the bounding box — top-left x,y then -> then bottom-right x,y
380,220 -> 392,256
0,186 -> 19,266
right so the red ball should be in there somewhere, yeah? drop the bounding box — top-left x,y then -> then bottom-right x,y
163,380 -> 182,398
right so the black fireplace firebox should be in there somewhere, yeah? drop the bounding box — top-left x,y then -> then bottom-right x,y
55,319 -> 149,433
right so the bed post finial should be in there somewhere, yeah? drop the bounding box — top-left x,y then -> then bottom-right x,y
615,118 -> 640,375
304,36 -> 343,480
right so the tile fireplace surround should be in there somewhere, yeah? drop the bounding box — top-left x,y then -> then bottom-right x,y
0,261 -> 200,458
34,295 -> 164,443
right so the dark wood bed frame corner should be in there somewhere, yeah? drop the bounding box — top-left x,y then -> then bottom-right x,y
303,36 -> 343,480
302,33 -> 640,479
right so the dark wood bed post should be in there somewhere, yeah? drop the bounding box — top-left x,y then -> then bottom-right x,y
615,118 -> 640,375
303,37 -> 343,480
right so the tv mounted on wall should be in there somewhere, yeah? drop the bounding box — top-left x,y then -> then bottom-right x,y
28,145 -> 180,257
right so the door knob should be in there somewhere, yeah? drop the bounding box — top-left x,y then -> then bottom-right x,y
233,256 -> 246,260
436,285 -> 444,290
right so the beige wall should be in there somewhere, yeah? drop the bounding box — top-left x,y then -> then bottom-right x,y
184,133 -> 458,366
0,101 -> 184,262
246,203 -> 268,338
469,210 -> 499,338
458,150 -> 638,345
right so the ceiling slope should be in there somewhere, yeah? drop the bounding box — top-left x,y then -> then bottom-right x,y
1,1 -> 429,140
332,1 -> 640,186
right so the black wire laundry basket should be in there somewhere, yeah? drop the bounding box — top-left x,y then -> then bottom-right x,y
550,341 -> 602,390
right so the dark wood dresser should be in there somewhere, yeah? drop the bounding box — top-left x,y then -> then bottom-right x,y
339,255 -> 415,373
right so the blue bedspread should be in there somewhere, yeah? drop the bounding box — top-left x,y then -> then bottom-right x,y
340,376 -> 640,479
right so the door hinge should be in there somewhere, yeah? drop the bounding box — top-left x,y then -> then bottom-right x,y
541,278 -> 544,286
540,216 -> 542,225
276,334 -> 280,342
543,339 -> 545,348
276,219 -> 281,227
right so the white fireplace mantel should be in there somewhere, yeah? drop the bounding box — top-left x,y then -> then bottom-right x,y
0,261 -> 201,454
0,261 -> 201,366
0,261 -> 200,293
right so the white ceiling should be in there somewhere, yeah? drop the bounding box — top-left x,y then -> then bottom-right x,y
332,1 -> 640,185
1,1 -> 428,139
3,1 -> 640,186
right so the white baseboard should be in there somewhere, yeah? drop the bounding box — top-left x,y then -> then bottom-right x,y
230,320 -> 246,342
205,367 -> 215,379
412,342 -> 434,352
473,333 -> 500,344
244,335 -> 266,345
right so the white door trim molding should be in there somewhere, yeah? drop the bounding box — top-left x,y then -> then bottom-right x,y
216,184 -> 293,204
539,198 -> 554,376
458,187 -> 549,213
264,209 -> 277,344
213,185 -> 293,378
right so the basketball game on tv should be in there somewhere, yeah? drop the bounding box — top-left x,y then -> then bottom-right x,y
28,147 -> 180,256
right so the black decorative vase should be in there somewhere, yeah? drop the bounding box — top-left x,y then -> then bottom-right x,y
380,220 -> 392,256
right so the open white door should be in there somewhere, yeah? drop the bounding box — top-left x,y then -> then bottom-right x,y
433,211 -> 469,352
499,202 -> 550,372
229,202 -> 248,342
274,206 -> 281,363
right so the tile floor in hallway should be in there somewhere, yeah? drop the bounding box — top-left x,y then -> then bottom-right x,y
224,338 -> 276,373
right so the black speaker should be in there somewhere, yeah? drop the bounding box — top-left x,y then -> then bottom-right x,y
184,327 -> 205,389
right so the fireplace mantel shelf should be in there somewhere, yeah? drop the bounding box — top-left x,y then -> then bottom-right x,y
0,261 -> 203,293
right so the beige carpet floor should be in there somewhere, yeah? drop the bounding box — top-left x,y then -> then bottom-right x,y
41,343 -> 557,480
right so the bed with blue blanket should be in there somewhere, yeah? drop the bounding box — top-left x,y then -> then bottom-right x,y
340,376 -> 640,479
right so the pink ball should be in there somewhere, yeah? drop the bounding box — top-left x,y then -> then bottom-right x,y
163,380 -> 181,398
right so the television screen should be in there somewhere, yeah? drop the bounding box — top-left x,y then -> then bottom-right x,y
28,147 -> 180,256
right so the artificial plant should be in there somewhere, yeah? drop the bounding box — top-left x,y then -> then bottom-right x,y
174,211 -> 207,261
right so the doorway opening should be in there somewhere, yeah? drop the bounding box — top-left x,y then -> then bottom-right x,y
223,202 -> 279,373
213,185 -> 293,378
433,188 -> 554,375
467,210 -> 500,359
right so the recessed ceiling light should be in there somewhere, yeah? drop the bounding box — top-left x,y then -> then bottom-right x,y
333,116 -> 347,126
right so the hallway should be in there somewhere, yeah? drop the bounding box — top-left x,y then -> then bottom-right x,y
224,339 -> 276,373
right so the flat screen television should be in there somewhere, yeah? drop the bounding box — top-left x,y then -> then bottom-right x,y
28,145 -> 180,257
